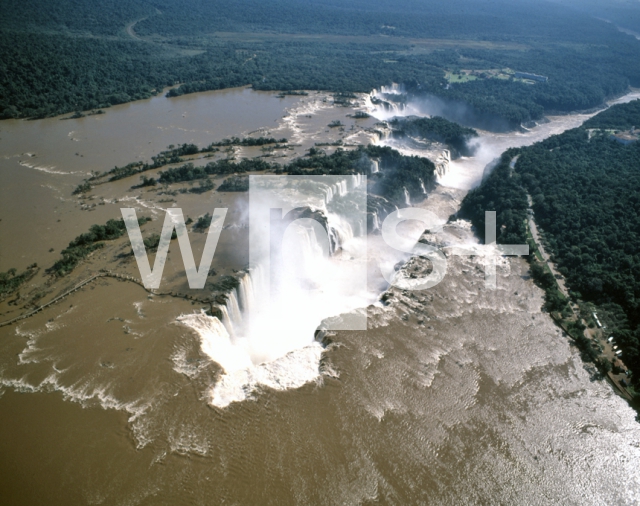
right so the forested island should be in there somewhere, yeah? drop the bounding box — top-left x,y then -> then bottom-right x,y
48,216 -> 150,277
389,116 -> 478,157
82,140 -> 435,208
460,99 -> 640,389
2,0 -> 640,128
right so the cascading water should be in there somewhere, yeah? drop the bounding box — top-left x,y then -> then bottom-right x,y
370,159 -> 379,174
237,272 -> 255,312
419,179 -> 427,194
404,187 -> 411,206
372,211 -> 380,231
319,174 -> 364,206
218,305 -> 234,336
179,175 -> 377,408
225,290 -> 242,331
435,149 -> 451,181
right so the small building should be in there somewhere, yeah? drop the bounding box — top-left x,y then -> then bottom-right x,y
514,72 -> 549,82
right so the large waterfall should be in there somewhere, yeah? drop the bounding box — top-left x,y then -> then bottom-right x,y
179,175 -> 378,407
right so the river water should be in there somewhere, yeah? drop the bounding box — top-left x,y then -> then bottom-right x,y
0,87 -> 639,504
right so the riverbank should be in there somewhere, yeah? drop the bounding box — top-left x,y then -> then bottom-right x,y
2,85 -> 640,504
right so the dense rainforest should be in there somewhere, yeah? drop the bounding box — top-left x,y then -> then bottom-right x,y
459,99 -> 640,386
2,0 -> 640,127
549,0 -> 640,35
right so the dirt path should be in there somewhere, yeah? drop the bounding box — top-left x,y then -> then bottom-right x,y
125,17 -> 147,40
125,9 -> 160,40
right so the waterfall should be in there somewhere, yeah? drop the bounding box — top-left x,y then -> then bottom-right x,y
330,219 -> 355,249
320,175 -> 364,206
377,99 -> 405,115
379,83 -> 403,95
223,289 -> 243,334
351,173 -> 364,189
219,269 -> 264,336
237,272 -> 255,312
372,211 -> 380,231
419,178 -> 427,194
435,149 -> 451,181
219,305 -> 234,336
179,176 -> 374,407
370,159 -> 379,174
404,187 -> 411,206
322,185 -> 334,205
366,84 -> 408,119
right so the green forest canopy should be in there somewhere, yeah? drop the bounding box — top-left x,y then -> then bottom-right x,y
2,0 -> 640,127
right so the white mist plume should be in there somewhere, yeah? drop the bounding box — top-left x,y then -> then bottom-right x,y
179,176 -> 394,407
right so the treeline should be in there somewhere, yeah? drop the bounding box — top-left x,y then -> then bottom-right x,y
103,143 -> 215,182
207,137 -> 287,147
103,140 -> 436,205
48,217 -> 150,277
157,158 -> 274,185
73,139 -> 286,193
0,0 -> 152,36
3,1 -> 640,126
551,0 -> 640,35
583,99 -> 640,130
459,101 -> 640,385
0,264 -> 39,297
0,31 -> 172,119
390,116 -> 478,157
218,175 -> 249,192
285,145 -> 435,204
72,143 -> 216,193
126,0 -> 640,125
135,0 -> 632,43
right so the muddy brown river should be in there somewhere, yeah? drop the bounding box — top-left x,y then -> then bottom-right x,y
0,87 -> 639,505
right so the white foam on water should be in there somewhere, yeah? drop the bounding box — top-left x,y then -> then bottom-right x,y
133,301 -> 146,318
0,372 -> 152,446
118,195 -> 168,216
177,311 -> 325,408
18,159 -> 78,175
210,343 -> 325,408
178,312 -> 253,372
278,95 -> 333,144
170,345 -> 208,379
